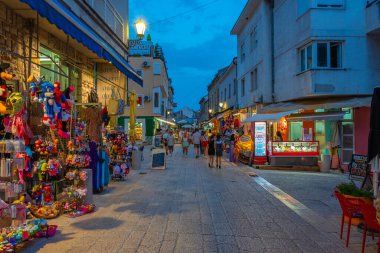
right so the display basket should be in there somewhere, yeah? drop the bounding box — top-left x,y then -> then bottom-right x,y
29,206 -> 60,219
34,225 -> 58,238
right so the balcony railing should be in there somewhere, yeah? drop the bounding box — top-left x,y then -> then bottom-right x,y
86,0 -> 124,42
367,0 -> 380,8
366,0 -> 380,34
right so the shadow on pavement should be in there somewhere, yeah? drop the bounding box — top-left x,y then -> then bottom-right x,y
71,217 -> 123,230
20,232 -> 76,253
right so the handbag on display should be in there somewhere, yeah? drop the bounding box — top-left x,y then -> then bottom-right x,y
88,89 -> 99,103
108,87 -> 125,116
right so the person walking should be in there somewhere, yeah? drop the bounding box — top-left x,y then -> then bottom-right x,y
163,130 -> 169,155
192,128 -> 201,158
215,134 -> 224,168
201,131 -> 209,158
208,134 -> 215,167
167,130 -> 175,156
182,130 -> 190,157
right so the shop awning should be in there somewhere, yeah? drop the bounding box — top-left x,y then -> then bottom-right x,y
244,110 -> 297,123
21,0 -> 143,86
287,111 -> 347,121
259,96 -> 372,113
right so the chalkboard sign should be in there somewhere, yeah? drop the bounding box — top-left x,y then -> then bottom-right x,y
349,154 -> 369,180
152,152 -> 165,169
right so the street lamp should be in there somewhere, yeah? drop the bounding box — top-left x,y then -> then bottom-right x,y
219,102 -> 224,109
135,19 -> 146,39
208,109 -> 212,113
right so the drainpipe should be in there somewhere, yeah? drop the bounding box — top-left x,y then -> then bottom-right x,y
233,57 -> 238,109
270,0 -> 275,103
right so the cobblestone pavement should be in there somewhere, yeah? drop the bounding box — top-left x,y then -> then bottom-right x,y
22,146 -> 368,252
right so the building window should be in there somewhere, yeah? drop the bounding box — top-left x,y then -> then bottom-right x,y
250,69 -> 258,91
233,79 -> 237,95
224,88 -> 226,101
137,95 -> 144,108
240,43 -> 245,63
317,42 -> 342,68
228,83 -> 231,98
300,44 -> 312,71
154,92 -> 159,108
250,27 -> 257,52
153,62 -> 161,75
300,42 -> 342,71
241,79 -> 245,96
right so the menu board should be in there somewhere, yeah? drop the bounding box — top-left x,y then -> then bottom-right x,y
349,154 -> 369,180
254,122 -> 267,157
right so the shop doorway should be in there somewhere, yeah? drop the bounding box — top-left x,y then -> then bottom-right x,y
341,122 -> 354,164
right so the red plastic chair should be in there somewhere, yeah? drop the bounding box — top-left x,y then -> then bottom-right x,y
335,192 -> 363,247
360,203 -> 380,253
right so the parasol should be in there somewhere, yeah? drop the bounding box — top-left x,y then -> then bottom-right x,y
182,124 -> 193,129
368,87 -> 380,195
129,91 -> 138,143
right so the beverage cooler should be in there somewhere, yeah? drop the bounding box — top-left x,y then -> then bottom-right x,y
269,141 -> 320,166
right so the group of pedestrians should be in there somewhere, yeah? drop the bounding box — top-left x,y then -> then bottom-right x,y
162,128 -> 225,168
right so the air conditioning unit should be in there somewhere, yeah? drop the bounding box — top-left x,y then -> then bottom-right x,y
144,95 -> 151,102
142,61 -> 151,68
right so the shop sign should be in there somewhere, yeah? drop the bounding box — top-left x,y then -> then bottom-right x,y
128,40 -> 153,56
254,122 -> 266,157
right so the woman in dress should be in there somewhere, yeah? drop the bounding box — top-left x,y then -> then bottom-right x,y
201,131 -> 209,158
182,130 -> 190,157
208,134 -> 215,167
215,134 -> 224,168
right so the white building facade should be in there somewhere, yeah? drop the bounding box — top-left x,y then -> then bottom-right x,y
229,0 -> 380,165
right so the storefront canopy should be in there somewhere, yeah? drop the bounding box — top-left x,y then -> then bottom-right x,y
287,111 -> 347,121
244,110 -> 297,123
21,0 -> 143,86
259,96 -> 372,113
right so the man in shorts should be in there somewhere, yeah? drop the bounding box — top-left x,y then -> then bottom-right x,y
192,128 -> 201,158
167,130 -> 175,156
162,130 -> 169,155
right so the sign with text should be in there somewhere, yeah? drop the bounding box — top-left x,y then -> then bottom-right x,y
254,122 -> 267,157
349,154 -> 369,180
128,40 -> 153,56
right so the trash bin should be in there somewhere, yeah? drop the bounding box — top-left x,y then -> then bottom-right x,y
321,154 -> 331,173
132,150 -> 142,170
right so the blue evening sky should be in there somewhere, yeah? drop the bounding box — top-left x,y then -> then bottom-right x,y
129,0 -> 247,111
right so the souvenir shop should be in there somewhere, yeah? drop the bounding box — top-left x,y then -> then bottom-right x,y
0,15 -> 136,253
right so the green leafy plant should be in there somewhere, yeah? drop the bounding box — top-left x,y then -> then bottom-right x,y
336,182 -> 373,198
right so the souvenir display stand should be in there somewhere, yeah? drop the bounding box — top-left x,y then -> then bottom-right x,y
106,130 -> 131,181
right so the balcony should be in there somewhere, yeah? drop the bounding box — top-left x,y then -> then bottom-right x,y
366,0 -> 380,34
85,0 -> 125,42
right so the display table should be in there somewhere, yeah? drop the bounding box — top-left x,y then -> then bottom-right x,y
269,141 -> 319,166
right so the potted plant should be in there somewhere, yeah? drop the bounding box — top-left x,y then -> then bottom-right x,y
335,182 -> 373,225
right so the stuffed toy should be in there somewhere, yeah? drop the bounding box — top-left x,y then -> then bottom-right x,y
40,82 -> 59,127
43,185 -> 53,204
32,184 -> 42,204
59,86 -> 74,139
0,63 -> 13,114
27,75 -> 44,102
53,82 -> 69,137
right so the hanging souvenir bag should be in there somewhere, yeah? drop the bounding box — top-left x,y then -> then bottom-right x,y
87,88 -> 99,103
108,87 -> 124,116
